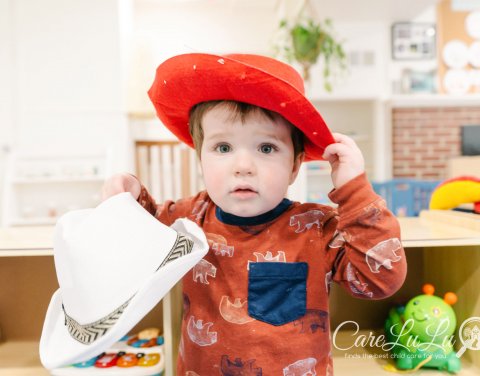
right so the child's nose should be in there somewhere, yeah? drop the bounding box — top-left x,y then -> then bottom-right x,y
233,151 -> 256,176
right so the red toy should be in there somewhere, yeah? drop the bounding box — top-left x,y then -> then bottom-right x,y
94,352 -> 120,368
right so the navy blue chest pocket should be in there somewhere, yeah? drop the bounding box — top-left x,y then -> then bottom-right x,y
248,262 -> 308,326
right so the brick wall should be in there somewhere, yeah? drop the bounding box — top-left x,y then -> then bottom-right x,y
392,107 -> 480,179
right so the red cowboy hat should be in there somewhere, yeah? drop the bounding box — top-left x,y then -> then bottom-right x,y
148,53 -> 334,161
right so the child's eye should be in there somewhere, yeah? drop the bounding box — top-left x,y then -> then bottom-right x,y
215,143 -> 231,153
259,143 -> 277,154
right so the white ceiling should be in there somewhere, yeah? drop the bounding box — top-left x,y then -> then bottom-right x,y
137,0 -> 441,23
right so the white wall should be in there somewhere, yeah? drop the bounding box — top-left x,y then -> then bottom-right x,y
2,0 -> 132,166
0,0 -> 135,223
307,21 -> 391,98
128,0 -> 280,114
0,0 -> 15,222
0,0 -> 14,146
0,0 -> 442,221
129,0 -> 435,111
388,5 -> 438,94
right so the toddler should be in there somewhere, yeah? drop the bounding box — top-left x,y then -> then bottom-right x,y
102,53 -> 406,375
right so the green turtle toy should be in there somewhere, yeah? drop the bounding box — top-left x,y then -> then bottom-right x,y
384,284 -> 461,373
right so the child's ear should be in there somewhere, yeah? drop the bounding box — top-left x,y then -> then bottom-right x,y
289,152 -> 305,185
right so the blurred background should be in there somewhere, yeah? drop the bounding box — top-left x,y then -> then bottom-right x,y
1,0 -> 480,224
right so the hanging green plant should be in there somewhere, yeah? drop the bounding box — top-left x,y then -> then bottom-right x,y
275,18 -> 347,92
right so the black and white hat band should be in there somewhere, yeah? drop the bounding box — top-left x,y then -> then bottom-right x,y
62,233 -> 193,345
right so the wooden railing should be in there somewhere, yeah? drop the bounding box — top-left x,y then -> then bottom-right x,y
135,140 -> 204,202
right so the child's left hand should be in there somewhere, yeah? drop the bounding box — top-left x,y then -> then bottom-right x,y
322,133 -> 365,189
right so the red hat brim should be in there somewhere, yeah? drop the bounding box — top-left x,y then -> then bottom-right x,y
148,53 -> 334,161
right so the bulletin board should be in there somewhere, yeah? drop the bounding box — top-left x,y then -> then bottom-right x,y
437,0 -> 480,94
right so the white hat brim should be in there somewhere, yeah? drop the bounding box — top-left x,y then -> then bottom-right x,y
40,241 -> 205,369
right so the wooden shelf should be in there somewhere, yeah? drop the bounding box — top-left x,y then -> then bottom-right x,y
419,210 -> 480,232
0,226 -> 54,256
3,210 -> 480,256
2,332 -> 479,376
8,218 -> 57,227
0,248 -> 53,257
332,331 -> 480,375
0,341 -> 49,376
398,211 -> 480,248
0,340 -> 166,376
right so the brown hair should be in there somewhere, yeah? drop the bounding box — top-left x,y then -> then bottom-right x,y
188,100 -> 304,159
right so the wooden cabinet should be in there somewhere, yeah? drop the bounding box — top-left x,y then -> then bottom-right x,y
1,211 -> 480,375
0,227 -> 166,376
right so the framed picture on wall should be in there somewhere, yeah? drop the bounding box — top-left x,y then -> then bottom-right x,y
391,22 -> 436,60
401,69 -> 437,93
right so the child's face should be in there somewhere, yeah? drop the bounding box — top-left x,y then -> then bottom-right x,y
200,106 -> 303,217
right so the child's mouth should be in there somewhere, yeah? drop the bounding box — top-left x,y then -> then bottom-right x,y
232,187 -> 257,198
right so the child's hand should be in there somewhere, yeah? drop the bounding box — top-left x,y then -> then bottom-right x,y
322,133 -> 365,189
101,173 -> 141,201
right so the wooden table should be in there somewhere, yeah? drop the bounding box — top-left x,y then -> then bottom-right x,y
399,210 -> 480,247
2,210 -> 478,256
0,226 -> 54,256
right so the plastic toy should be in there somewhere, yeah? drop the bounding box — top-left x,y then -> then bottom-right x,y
138,353 -> 161,367
127,327 -> 164,347
94,352 -> 122,368
72,354 -> 100,368
384,284 -> 461,373
52,328 -> 165,375
117,352 -> 139,367
429,176 -> 480,213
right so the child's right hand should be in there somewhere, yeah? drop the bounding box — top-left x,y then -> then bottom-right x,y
101,173 -> 141,201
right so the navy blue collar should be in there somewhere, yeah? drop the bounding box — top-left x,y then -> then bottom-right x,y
215,198 -> 293,226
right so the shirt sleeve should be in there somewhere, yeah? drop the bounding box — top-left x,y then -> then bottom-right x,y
137,183 -> 210,226
323,173 -> 407,300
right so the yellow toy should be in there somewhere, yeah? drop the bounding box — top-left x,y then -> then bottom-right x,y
429,176 -> 480,214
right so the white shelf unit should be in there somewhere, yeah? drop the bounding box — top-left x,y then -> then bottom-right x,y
390,93 -> 480,108
290,97 -> 389,204
1,153 -> 111,226
303,160 -> 334,205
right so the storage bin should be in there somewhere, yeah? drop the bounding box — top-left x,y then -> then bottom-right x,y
372,179 -> 441,217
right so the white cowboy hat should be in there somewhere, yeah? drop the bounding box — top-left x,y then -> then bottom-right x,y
39,192 -> 208,370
